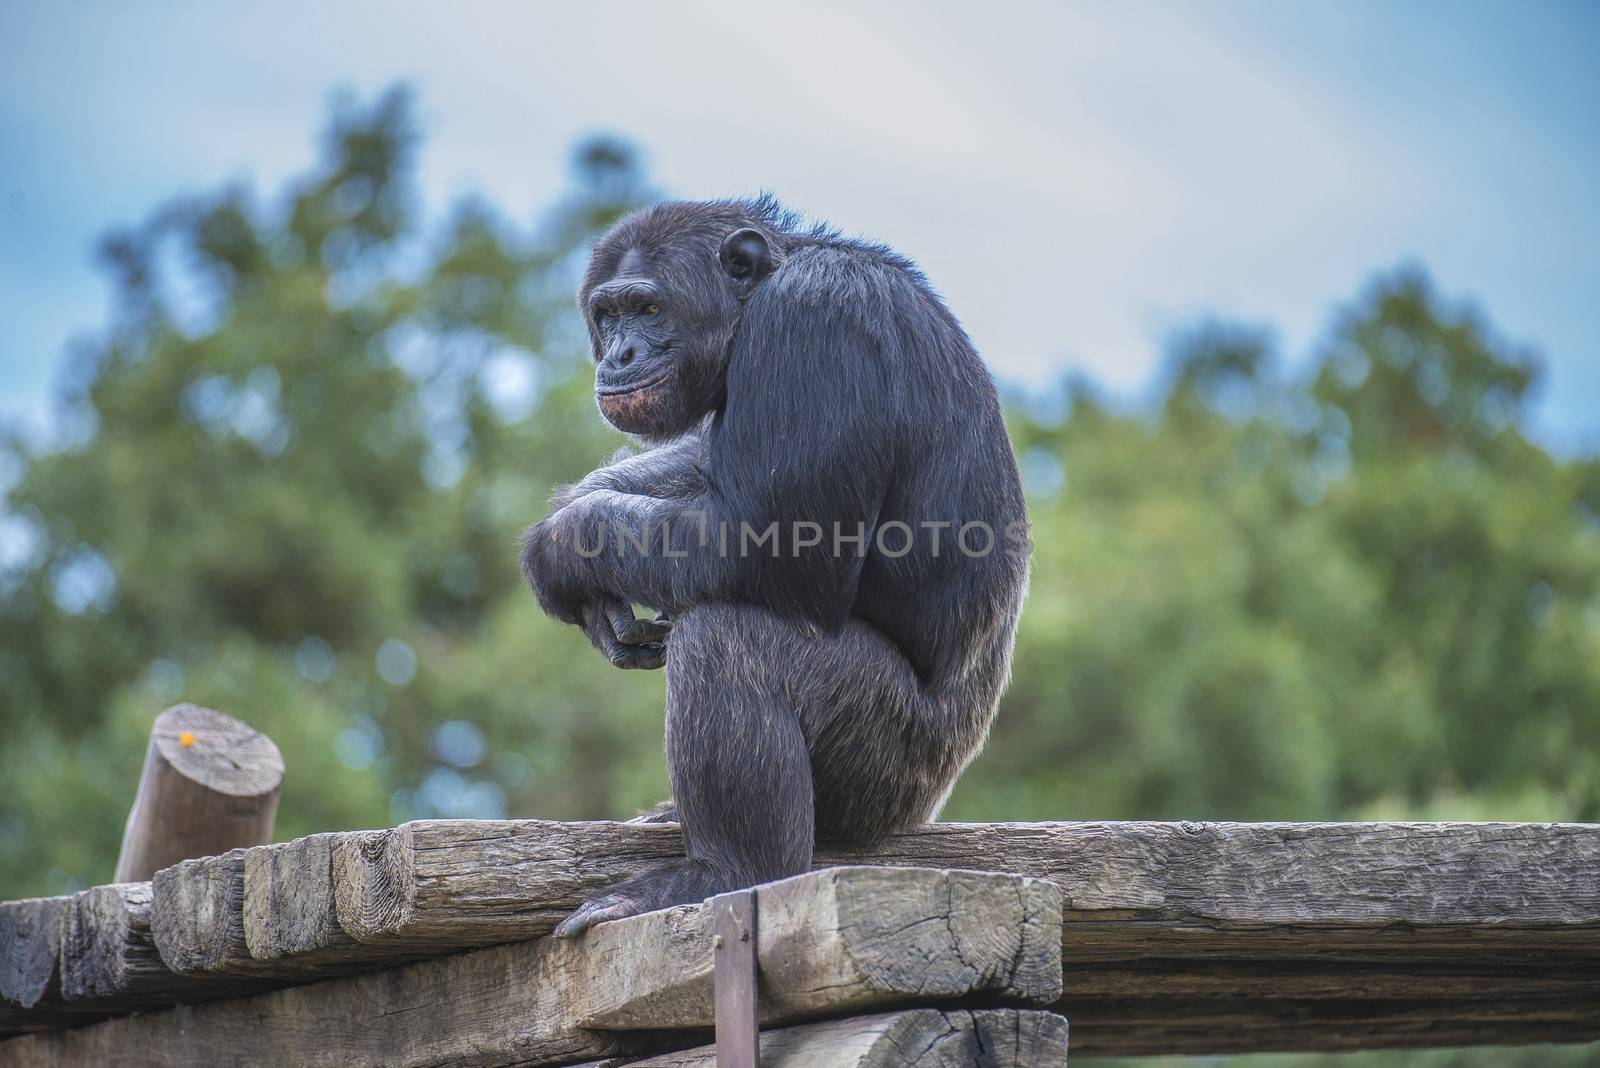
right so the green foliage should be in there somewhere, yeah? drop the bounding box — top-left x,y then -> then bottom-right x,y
0,90 -> 669,890
1,90 -> 1596,1063
968,286 -> 1600,827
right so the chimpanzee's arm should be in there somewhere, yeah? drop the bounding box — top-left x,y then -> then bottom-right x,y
531,434 -> 705,670
524,249 -> 900,626
552,431 -> 706,512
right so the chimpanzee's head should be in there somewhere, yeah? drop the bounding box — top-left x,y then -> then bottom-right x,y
578,202 -> 781,438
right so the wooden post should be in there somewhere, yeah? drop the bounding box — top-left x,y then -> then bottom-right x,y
114,705 -> 284,883
711,890 -> 759,1068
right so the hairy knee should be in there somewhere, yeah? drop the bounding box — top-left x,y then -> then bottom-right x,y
667,604 -> 793,663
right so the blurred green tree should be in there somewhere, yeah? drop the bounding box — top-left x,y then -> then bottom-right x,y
977,279 -> 1599,829
0,90 -> 672,890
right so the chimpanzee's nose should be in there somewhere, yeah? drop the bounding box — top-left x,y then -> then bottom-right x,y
609,337 -> 639,368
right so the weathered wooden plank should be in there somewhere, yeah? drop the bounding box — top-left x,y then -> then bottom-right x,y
1060,959 -> 1600,1000
150,850 -> 257,976
323,819 -> 1599,970
114,704 -> 283,883
239,831 -> 416,970
1065,994 -> 1600,1056
0,898 -> 113,1035
567,1009 -> 1071,1067
151,850 -> 371,983
575,867 -> 1061,1030
11,818 -> 1595,1053
0,1006 -> 107,1038
55,883 -> 268,1011
0,899 -> 65,1010
0,867 -> 1060,1068
330,819 -> 684,950
841,820 -> 1600,942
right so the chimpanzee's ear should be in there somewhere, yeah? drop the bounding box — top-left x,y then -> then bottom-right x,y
719,228 -> 775,297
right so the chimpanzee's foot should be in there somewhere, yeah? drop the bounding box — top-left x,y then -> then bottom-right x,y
553,857 -> 740,938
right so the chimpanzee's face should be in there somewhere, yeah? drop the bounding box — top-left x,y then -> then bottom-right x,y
585,250 -> 687,436
582,227 -> 775,440
581,243 -> 731,438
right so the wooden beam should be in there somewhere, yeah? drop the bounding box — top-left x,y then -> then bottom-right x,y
1064,994 -> 1600,1056
0,898 -> 66,1010
1059,958 -> 1600,1000
114,705 -> 283,884
567,1009 -> 1071,1067
0,1004 -> 111,1039
151,850 -> 371,983
320,819 -> 1598,969
0,867 -> 1059,1068
13,819 -> 1597,1053
311,818 -> 1599,1053
150,850 -> 256,976
0,898 -> 115,1036
55,884 -> 269,1012
239,831 -> 415,970
329,819 -> 684,949
839,820 -> 1600,952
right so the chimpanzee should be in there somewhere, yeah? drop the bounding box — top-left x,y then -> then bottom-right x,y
521,197 -> 1029,936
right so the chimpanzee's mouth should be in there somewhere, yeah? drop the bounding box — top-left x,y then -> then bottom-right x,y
597,370 -> 672,397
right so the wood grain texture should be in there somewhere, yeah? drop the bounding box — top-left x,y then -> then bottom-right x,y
0,1004 -> 112,1039
573,867 -> 1061,1030
152,850 -> 366,984
151,850 -> 255,976
57,884 -> 170,1005
568,1009 -> 1071,1067
240,831 -> 417,971
114,705 -> 283,883
0,899 -> 65,1010
55,883 -> 268,1012
331,819 -> 685,949
0,899 -> 113,1036
0,867 -> 1057,1068
1065,994 -> 1600,1056
8,819 -> 1597,1054
323,819 -> 1599,960
312,817 -> 1599,1054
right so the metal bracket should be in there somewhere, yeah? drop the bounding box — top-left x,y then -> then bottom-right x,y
711,888 -> 759,1068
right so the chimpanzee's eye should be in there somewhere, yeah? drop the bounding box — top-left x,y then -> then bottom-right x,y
605,308 -> 621,319
645,304 -> 660,316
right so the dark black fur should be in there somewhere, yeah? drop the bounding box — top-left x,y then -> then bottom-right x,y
521,197 -> 1029,936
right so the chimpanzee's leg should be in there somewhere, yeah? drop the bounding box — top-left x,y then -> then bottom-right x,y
555,603 -> 961,936
555,604 -> 813,935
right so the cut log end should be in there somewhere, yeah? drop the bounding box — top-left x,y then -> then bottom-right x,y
151,850 -> 250,975
57,884 -> 152,1002
151,705 -> 283,799
0,897 -> 68,1009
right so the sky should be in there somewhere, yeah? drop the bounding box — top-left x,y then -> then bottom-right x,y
2,0 -> 1597,451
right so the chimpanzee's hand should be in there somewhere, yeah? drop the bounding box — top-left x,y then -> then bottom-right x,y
581,600 -> 670,670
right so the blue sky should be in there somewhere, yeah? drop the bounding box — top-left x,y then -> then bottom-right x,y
2,1 -> 1596,451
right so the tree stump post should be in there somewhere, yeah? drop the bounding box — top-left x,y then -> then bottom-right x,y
113,704 -> 284,883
